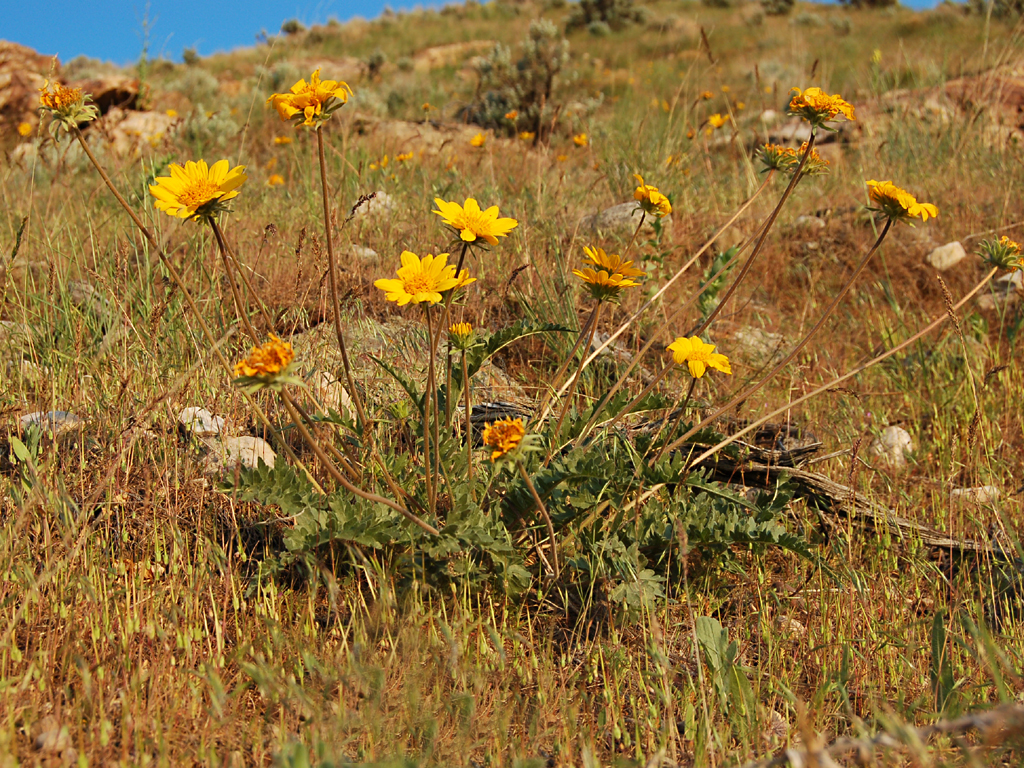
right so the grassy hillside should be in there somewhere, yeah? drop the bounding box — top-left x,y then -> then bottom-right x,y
1,1 -> 1024,765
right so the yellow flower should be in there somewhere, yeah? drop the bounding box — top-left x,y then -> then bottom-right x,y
788,86 -> 855,128
38,79 -> 98,133
396,151 -> 414,162
758,142 -> 829,176
519,131 -> 535,141
433,197 -> 519,245
667,337 -> 732,379
573,133 -> 588,147
266,68 -> 352,128
701,90 -> 714,100
267,173 -> 285,186
736,101 -> 745,111
978,235 -> 1022,270
17,122 -> 32,137
369,154 -> 389,170
633,174 -> 672,217
482,417 -> 525,461
422,102 -> 434,111
165,109 -> 178,118
149,159 -> 248,222
233,334 -> 294,378
721,85 -> 731,93
374,251 -> 475,306
556,154 -> 568,162
470,132 -> 486,147
449,322 -> 476,350
866,180 -> 937,223
871,49 -> 882,65
573,246 -> 645,303
274,135 -> 293,145
708,113 -> 726,129
505,110 -> 518,120
580,245 -> 646,278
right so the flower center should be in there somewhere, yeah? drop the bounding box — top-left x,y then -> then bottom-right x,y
459,210 -> 489,235
404,272 -> 435,294
179,179 -> 223,209
687,349 -> 711,364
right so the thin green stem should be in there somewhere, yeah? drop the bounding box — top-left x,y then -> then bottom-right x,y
423,305 -> 436,515
536,304 -> 600,423
663,217 -> 893,458
517,460 -> 559,579
209,219 -> 260,344
685,267 -> 999,469
462,352 -> 474,485
316,125 -> 368,432
548,301 -> 602,462
652,376 -> 697,465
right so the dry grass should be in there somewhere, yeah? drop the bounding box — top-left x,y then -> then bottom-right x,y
1,1 -> 1024,766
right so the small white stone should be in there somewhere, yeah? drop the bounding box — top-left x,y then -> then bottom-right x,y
870,425 -> 913,468
794,215 -> 826,230
20,411 -> 84,438
926,241 -> 967,271
350,245 -> 379,262
773,615 -> 806,638
309,371 -> 352,415
203,436 -> 276,475
950,486 -> 1000,505
579,202 -> 670,235
178,407 -> 226,437
352,191 -> 395,218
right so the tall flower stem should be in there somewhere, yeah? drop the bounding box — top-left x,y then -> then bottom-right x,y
694,132 -> 816,336
423,306 -> 437,515
536,303 -> 600,423
652,377 -> 698,464
462,352 -> 474,484
280,392 -> 439,535
70,126 -> 316,488
209,219 -> 275,331
602,362 -> 674,433
439,241 -> 472,429
316,125 -> 367,432
547,301 -> 603,463
623,211 -> 647,257
553,172 -> 775,403
683,267 -> 999,469
209,219 -> 260,344
661,218 -> 893,458
516,460 -> 559,579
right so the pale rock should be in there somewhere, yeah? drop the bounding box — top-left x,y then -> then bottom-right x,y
870,425 -> 913,468
35,726 -> 71,754
0,41 -> 54,135
351,245 -> 379,263
794,215 -> 826,230
202,436 -> 276,475
309,370 -> 352,415
998,270 -> 1023,289
773,615 -> 806,638
352,191 -> 396,218
733,328 -> 786,362
579,202 -> 670,236
98,107 -> 178,156
759,109 -> 781,125
950,486 -> 1000,505
177,407 -> 225,437
413,40 -> 496,72
926,241 -> 967,271
20,411 -> 84,439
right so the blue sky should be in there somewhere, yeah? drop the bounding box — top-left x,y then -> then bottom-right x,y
6,0 -> 938,66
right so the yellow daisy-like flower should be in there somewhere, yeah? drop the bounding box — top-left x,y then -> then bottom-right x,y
369,154 -> 389,170
505,110 -> 519,120
433,197 -> 519,245
633,174 -> 672,217
788,86 -> 855,128
267,173 -> 285,187
708,113 -> 726,129
233,334 -> 295,378
758,142 -> 829,176
470,132 -> 486,147
701,90 -> 714,100
396,151 -> 414,162
519,131 -> 535,141
573,133 -> 589,147
165,109 -> 179,118
482,417 -> 525,461
581,245 -> 646,278
866,180 -> 937,223
978,235 -> 1023,271
667,337 -> 732,379
449,321 -> 476,350
374,251 -> 475,306
17,122 -> 32,137
274,135 -> 293,145
149,159 -> 248,222
266,68 -> 352,128
38,79 -> 98,133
